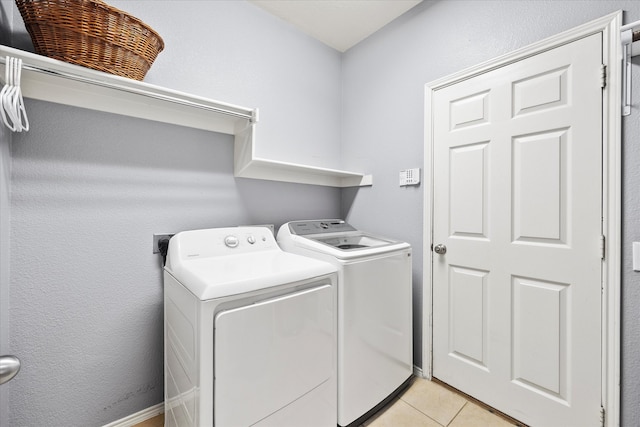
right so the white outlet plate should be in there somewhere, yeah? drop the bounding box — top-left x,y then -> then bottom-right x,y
399,168 -> 420,186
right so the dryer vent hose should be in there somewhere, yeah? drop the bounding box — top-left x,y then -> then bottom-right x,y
158,238 -> 170,266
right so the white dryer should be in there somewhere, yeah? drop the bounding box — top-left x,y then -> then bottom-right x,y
277,220 -> 413,426
164,227 -> 337,427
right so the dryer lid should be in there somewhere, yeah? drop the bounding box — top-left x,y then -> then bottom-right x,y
165,227 -> 336,300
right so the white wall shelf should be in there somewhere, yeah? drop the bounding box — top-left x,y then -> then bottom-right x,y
0,45 -> 371,188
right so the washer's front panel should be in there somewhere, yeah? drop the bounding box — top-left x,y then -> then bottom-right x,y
339,250 -> 413,426
214,284 -> 334,426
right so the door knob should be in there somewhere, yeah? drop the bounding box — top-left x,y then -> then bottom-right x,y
434,244 -> 447,255
0,355 -> 21,385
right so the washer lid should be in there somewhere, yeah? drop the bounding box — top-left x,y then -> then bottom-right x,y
278,221 -> 410,260
165,227 -> 336,300
288,219 -> 356,235
312,232 -> 397,250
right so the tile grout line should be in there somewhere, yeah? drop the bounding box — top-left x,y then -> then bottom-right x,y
398,394 -> 452,427
445,401 -> 469,427
432,378 -> 527,426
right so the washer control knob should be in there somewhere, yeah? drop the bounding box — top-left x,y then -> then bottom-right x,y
224,235 -> 239,248
247,235 -> 256,245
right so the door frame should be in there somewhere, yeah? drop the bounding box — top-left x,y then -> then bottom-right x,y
422,11 -> 622,427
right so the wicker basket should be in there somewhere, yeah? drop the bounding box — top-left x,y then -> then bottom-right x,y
15,0 -> 164,81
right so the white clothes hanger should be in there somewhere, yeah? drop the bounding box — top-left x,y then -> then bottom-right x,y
1,55 -> 29,132
0,57 -> 18,132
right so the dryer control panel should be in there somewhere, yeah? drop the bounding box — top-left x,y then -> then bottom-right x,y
224,233 -> 260,248
168,227 -> 278,265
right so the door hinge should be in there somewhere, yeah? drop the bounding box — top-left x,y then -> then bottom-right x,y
600,405 -> 605,427
600,235 -> 606,260
600,64 -> 607,89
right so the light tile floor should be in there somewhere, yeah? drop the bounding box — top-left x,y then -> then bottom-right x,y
133,378 -> 522,427
363,378 -> 520,427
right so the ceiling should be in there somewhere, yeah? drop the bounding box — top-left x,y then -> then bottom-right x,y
249,0 -> 423,52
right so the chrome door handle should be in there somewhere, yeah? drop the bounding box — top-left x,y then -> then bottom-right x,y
434,244 -> 447,255
0,355 -> 21,385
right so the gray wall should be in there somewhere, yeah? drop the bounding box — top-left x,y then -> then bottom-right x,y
622,52 -> 640,427
106,0 -> 343,170
0,0 -> 11,46
9,101 -> 341,427
3,0 -> 640,426
0,132 -> 9,427
0,79 -> 11,427
340,1 -> 640,425
1,1 -> 13,425
1,2 -> 343,426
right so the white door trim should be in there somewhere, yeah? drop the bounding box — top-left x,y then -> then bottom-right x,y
422,11 -> 622,427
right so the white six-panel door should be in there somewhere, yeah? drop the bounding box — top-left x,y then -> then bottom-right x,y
432,33 -> 603,426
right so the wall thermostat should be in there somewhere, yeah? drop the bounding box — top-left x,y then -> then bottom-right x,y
399,168 -> 420,186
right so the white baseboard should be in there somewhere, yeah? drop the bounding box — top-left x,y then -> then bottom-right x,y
103,403 -> 164,427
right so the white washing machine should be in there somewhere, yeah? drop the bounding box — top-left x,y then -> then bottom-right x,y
277,220 -> 413,426
163,227 -> 338,427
